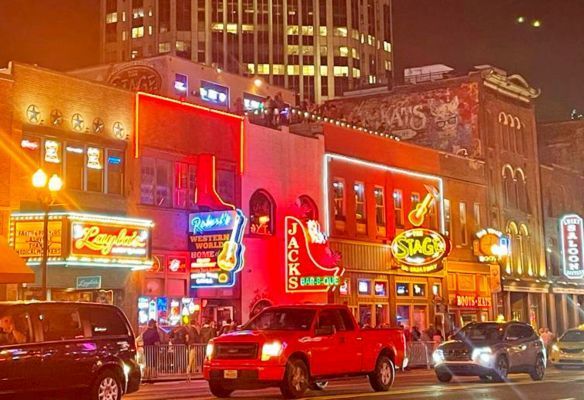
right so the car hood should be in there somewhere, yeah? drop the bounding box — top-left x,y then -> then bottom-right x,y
557,340 -> 584,349
211,329 -> 309,344
439,339 -> 496,351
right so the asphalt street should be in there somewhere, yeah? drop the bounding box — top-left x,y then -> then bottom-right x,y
126,367 -> 584,400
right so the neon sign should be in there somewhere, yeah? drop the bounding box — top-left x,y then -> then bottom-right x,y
285,216 -> 344,293
473,228 -> 509,263
391,228 -> 450,273
189,210 -> 235,234
71,222 -> 149,257
188,209 -> 246,288
560,214 -> 584,280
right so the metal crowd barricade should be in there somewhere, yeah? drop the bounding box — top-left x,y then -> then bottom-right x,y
406,341 -> 439,369
140,344 -> 207,381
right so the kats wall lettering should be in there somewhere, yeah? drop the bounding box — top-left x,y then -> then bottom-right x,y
560,214 -> 584,280
71,222 -> 150,259
188,210 -> 246,288
285,216 -> 344,293
107,65 -> 163,93
325,82 -> 480,157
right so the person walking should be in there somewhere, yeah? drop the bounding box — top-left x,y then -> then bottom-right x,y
200,319 -> 217,344
143,320 -> 161,379
186,319 -> 202,380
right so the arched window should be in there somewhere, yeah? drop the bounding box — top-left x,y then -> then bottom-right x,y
502,165 -> 516,208
506,221 -> 520,275
296,195 -> 319,220
515,168 -> 528,212
520,224 -> 532,276
249,189 -> 275,235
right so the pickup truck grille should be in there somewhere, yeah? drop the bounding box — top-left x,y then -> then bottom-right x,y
444,349 -> 471,361
215,343 -> 259,360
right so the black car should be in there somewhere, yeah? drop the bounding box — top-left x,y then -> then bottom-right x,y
0,301 -> 140,400
433,321 -> 546,383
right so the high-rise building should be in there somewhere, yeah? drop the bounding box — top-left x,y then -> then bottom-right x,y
99,0 -> 393,103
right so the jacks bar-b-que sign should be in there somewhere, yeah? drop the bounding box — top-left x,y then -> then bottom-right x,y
560,214 -> 584,280
285,216 -> 344,293
188,210 -> 246,288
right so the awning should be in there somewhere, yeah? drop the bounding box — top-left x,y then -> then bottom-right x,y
0,236 -> 35,284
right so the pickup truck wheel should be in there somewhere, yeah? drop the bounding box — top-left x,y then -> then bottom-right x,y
436,370 -> 453,383
309,380 -> 328,390
368,355 -> 395,392
280,359 -> 309,399
209,381 -> 233,398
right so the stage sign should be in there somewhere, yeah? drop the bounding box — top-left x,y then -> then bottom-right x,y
285,216 -> 344,293
391,228 -> 450,273
560,214 -> 584,280
188,209 -> 246,288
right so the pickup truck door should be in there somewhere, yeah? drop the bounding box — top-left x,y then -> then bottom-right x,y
336,308 -> 363,373
310,310 -> 342,377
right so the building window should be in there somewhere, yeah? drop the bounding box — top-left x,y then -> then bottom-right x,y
396,283 -> 409,296
411,192 -> 420,208
87,147 -> 104,192
249,190 -> 275,235
159,42 -> 171,53
296,195 -> 319,221
199,80 -> 229,106
65,144 -> 84,191
131,26 -> 144,38
412,283 -> 426,297
358,279 -> 371,295
140,157 -> 155,205
432,283 -> 441,296
332,178 -> 346,223
374,281 -> 387,296
106,12 -> 118,23
459,202 -> 468,245
140,158 -> 171,207
374,186 -> 386,235
473,202 -> 481,230
354,182 -> 366,232
444,198 -> 451,237
393,189 -> 404,228
173,162 -> 196,209
107,149 -> 124,195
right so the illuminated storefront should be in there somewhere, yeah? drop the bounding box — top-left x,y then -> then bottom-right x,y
10,212 -> 153,307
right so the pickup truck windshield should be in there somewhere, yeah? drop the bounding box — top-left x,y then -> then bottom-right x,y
243,308 -> 316,331
455,323 -> 504,342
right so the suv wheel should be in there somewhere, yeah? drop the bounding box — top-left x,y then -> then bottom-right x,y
91,370 -> 122,400
368,355 -> 395,391
209,381 -> 233,398
280,359 -> 309,399
493,356 -> 509,382
436,370 -> 453,383
529,355 -> 545,381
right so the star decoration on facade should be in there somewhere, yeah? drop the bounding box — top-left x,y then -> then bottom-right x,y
71,113 -> 85,132
50,109 -> 63,126
113,121 -> 125,139
93,117 -> 104,134
26,104 -> 40,123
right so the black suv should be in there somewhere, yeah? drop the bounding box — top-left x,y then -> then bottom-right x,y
0,301 -> 140,399
433,321 -> 546,383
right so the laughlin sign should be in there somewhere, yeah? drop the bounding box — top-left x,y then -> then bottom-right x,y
391,228 -> 450,273
560,214 -> 584,280
285,216 -> 344,293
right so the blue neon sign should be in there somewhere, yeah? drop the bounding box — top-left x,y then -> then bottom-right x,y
189,210 -> 236,234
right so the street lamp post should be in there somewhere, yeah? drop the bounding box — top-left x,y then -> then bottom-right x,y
31,169 -> 63,301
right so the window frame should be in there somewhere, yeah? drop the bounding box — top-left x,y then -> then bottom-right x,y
373,185 -> 386,235
393,189 -> 404,228
459,202 -> 468,246
249,189 -> 276,236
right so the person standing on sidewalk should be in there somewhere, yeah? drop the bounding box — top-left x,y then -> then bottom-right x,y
186,319 -> 202,380
143,320 -> 162,379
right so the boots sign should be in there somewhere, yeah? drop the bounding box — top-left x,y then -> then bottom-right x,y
560,214 -> 584,280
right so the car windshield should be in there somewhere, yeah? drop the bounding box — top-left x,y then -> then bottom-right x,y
455,323 -> 505,342
561,330 -> 584,342
243,308 -> 316,331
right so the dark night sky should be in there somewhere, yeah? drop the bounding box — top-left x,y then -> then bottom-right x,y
1,0 -> 583,121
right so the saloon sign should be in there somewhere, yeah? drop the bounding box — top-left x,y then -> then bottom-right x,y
391,228 -> 450,273
285,216 -> 344,293
560,214 -> 584,280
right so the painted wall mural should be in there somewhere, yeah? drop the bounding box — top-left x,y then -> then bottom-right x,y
324,82 -> 480,157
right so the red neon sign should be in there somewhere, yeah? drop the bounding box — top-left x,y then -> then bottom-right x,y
285,216 -> 344,293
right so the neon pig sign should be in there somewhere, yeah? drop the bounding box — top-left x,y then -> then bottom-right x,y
285,216 -> 344,293
560,214 -> 584,280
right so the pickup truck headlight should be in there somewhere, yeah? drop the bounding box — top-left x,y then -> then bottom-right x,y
472,347 -> 493,365
432,349 -> 444,365
205,343 -> 215,360
261,341 -> 284,361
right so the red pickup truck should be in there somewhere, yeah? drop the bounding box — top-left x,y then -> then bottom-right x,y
203,304 -> 407,398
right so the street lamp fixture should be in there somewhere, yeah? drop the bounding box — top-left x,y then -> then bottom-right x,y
31,168 -> 63,300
